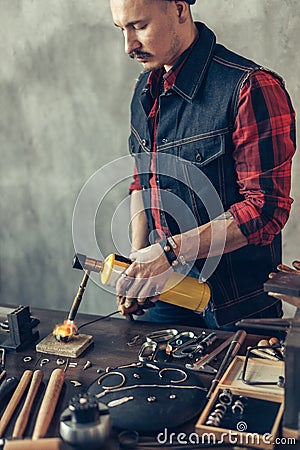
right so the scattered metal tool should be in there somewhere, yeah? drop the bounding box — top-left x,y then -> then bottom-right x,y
107,396 -> 134,408
146,329 -> 178,344
0,349 -> 6,384
0,306 -> 39,351
83,361 -> 92,370
186,335 -> 234,372
60,393 -> 111,448
172,332 -> 217,359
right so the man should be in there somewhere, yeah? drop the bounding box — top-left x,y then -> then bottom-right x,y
110,0 -> 296,328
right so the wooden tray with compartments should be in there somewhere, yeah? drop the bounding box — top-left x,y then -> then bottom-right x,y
196,356 -> 284,449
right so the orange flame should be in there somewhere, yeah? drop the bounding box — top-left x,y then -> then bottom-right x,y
53,320 -> 78,342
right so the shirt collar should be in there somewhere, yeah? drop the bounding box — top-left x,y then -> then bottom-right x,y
146,22 -> 216,103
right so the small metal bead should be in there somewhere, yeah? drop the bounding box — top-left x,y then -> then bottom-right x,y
133,373 -> 141,379
147,396 -> 156,402
169,394 -> 177,399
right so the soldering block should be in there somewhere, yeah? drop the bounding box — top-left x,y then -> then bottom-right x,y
36,333 -> 93,358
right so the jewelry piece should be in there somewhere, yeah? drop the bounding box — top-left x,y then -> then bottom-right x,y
158,367 -> 188,383
209,411 -> 223,420
117,362 -> 143,370
138,341 -> 157,362
214,403 -> 227,413
127,335 -> 141,346
133,373 -> 140,379
145,362 -> 160,371
107,396 -> 134,408
70,380 -> 82,387
146,329 -> 178,344
232,396 -> 247,415
206,417 -> 220,427
169,394 -> 177,399
23,356 -> 32,363
207,414 -> 221,424
147,396 -> 156,402
40,358 -> 50,367
97,371 -> 126,390
218,388 -> 233,406
56,358 -> 65,366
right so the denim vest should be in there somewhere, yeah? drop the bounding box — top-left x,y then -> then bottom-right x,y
129,22 -> 282,325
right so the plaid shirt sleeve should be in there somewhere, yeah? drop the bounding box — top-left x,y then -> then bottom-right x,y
229,70 -> 296,246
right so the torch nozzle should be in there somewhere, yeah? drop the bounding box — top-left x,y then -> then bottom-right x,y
73,253 -> 103,273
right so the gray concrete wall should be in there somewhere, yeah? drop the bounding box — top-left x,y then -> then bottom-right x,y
0,1 -> 299,319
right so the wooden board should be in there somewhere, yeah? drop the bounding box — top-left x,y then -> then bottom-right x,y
36,333 -> 93,357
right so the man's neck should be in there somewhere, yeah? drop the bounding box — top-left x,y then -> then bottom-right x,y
164,22 -> 199,72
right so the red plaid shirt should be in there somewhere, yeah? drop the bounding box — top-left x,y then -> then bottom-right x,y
130,64 -> 296,246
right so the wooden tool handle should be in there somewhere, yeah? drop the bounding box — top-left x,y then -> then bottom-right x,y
32,368 -> 65,440
0,370 -> 33,438
12,370 -> 44,438
4,438 -> 61,450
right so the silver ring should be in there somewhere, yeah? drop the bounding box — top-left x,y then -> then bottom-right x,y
23,356 -> 32,363
56,358 -> 65,366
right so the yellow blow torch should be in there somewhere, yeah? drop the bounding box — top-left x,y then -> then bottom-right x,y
73,253 -> 210,312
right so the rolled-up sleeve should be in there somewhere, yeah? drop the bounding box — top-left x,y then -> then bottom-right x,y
129,163 -> 141,193
229,70 -> 296,246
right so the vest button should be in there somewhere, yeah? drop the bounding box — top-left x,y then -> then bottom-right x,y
162,138 -> 168,144
196,152 -> 203,162
141,139 -> 147,146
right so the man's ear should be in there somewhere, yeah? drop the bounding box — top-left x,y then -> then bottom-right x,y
174,1 -> 190,23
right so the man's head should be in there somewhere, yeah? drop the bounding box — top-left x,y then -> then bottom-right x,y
110,0 -> 197,71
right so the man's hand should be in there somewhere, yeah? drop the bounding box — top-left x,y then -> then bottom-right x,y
116,242 -> 174,319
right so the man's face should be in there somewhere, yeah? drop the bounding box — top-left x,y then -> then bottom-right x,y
110,0 -> 184,71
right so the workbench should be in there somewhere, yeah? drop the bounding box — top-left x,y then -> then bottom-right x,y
0,306 -> 297,449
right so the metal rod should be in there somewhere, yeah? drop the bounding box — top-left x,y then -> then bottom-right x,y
186,335 -> 233,371
206,330 -> 247,399
67,270 -> 90,322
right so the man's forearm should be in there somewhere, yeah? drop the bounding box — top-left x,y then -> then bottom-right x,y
130,190 -> 149,252
172,212 -> 248,261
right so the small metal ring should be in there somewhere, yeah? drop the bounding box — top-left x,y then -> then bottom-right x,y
23,356 -> 32,363
97,371 -> 126,390
218,388 -> 233,406
40,358 -> 50,366
214,403 -> 227,413
56,358 -> 65,366
158,367 -> 188,383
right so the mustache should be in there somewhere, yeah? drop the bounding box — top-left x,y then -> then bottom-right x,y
129,50 -> 152,60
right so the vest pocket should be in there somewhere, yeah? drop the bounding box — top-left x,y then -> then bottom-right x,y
177,133 -> 226,167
